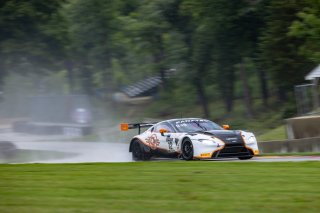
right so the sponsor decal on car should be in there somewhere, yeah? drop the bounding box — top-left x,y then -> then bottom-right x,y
200,153 -> 211,157
225,137 -> 238,143
145,134 -> 160,150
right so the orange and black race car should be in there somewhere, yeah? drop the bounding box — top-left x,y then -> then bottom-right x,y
121,118 -> 259,161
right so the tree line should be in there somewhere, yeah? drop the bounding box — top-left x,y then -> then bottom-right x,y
0,0 -> 319,118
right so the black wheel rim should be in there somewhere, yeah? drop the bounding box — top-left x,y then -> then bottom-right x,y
183,141 -> 193,159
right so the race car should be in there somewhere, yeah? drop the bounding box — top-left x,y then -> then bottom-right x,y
120,118 -> 259,161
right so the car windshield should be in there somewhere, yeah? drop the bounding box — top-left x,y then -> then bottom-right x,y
172,119 -> 223,133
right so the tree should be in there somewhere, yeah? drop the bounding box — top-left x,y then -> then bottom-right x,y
0,0 -> 67,90
122,0 -> 180,87
259,0 -> 314,101
67,0 -> 116,94
289,0 -> 320,63
181,0 -> 263,115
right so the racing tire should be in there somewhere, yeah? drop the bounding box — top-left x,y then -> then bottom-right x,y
132,140 -> 151,161
238,156 -> 253,160
181,138 -> 194,161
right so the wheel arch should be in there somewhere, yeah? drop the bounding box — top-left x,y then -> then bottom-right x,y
180,136 -> 194,160
129,138 -> 140,152
181,136 -> 191,143
180,136 -> 192,150
129,137 -> 150,153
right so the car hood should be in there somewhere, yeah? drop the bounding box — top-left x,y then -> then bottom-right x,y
199,130 -> 244,145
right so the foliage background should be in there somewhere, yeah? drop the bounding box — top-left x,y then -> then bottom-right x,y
0,0 -> 318,138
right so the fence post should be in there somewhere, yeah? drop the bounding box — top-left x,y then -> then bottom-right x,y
313,78 -> 319,111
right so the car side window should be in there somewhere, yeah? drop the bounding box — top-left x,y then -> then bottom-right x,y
154,123 -> 175,133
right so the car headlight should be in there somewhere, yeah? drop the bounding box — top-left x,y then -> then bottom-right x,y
198,139 -> 211,142
247,136 -> 256,145
198,139 -> 222,147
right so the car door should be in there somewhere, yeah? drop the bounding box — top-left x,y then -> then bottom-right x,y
153,122 -> 177,152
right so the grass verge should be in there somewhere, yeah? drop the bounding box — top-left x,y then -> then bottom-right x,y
259,152 -> 320,156
0,162 -> 319,213
257,125 -> 287,141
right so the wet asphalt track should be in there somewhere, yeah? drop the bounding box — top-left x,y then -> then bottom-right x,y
6,141 -> 320,163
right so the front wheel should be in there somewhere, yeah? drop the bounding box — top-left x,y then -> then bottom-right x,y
181,139 -> 194,160
132,140 -> 151,161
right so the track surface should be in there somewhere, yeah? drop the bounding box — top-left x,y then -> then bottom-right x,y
6,141 -> 320,163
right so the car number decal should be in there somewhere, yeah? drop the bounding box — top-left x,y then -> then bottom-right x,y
166,136 -> 174,151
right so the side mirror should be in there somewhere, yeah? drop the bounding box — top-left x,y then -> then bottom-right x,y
223,124 -> 230,130
159,128 -> 168,136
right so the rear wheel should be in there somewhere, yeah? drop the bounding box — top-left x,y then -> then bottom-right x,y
132,140 -> 151,161
238,156 -> 253,160
181,139 -> 194,160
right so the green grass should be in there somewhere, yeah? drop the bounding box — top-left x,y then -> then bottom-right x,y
0,162 -> 319,213
257,125 -> 287,141
258,152 -> 320,156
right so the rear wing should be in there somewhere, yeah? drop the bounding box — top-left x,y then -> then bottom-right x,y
120,123 -> 154,134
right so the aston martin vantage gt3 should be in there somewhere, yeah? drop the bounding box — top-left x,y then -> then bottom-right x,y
120,118 -> 259,161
